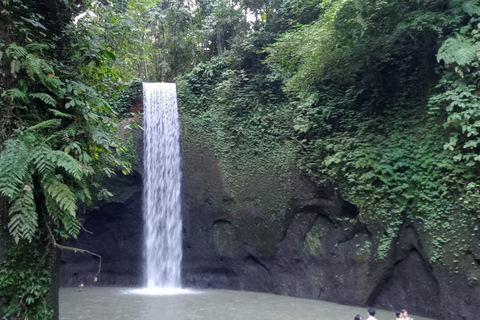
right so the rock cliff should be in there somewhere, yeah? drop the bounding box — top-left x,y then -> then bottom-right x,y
180,136 -> 480,320
60,126 -> 480,320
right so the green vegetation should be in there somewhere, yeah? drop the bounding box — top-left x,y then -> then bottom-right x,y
0,0 -> 132,318
264,0 -> 480,261
178,55 -> 295,221
304,225 -> 323,255
0,242 -> 53,319
2,0 -> 480,318
177,0 -> 480,263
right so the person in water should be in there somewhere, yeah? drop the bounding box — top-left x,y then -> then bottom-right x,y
401,309 -> 413,320
367,308 -> 377,320
355,315 -> 362,320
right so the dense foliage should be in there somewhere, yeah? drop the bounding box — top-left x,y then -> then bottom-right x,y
3,0 -> 480,318
0,0 -> 131,318
264,0 -> 480,260
177,0 -> 480,262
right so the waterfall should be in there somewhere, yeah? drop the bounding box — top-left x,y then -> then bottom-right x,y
143,83 -> 182,289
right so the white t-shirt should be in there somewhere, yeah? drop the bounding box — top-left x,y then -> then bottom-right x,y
367,316 -> 378,320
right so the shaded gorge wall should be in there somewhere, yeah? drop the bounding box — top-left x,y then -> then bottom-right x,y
179,121 -> 480,320
61,118 -> 144,287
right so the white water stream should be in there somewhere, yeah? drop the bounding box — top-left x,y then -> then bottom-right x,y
143,83 -> 182,289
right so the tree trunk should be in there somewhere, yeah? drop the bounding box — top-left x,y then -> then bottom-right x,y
217,28 -> 224,55
0,198 -> 7,318
190,15 -> 196,67
46,246 -> 62,320
0,10 -> 12,318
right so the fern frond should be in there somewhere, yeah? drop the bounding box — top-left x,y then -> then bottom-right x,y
61,212 -> 81,236
69,81 -> 93,94
10,59 -> 21,76
6,43 -> 27,59
22,53 -> 43,80
30,93 -> 56,106
42,76 -> 64,98
7,88 -> 29,103
45,194 -> 81,237
50,150 -> 88,181
8,185 -> 38,243
0,139 -> 33,199
438,34 -> 480,66
91,129 -> 114,148
76,179 -> 92,205
25,42 -> 49,51
27,119 -> 61,131
43,177 -> 77,216
34,143 -> 90,182
33,145 -> 56,178
463,0 -> 480,16
45,193 -> 63,224
46,130 -> 70,143
49,108 -> 74,118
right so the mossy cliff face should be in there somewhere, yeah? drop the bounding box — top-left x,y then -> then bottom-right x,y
180,123 -> 480,320
60,112 -> 480,320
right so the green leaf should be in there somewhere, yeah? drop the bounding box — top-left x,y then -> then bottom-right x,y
30,93 -> 56,106
48,108 -> 74,118
7,88 -> 28,103
6,44 -> 27,59
25,296 -> 35,305
462,0 -> 480,16
27,119 -> 61,131
43,177 -> 77,217
20,17 -> 47,31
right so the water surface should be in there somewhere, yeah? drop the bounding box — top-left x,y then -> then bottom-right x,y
60,287 -> 434,320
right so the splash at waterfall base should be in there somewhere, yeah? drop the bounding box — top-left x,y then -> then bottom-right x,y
60,91 -> 480,320
130,287 -> 194,296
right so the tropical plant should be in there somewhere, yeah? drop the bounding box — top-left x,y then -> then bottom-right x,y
0,1 -> 131,318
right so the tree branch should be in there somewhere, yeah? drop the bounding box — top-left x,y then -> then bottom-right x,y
43,212 -> 102,282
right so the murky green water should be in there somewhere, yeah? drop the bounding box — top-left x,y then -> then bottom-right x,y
60,287 -> 434,320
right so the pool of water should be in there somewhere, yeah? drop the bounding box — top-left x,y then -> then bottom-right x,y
60,287 -> 434,320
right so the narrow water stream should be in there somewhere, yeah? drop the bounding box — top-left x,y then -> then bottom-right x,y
143,83 -> 182,288
60,288 -> 434,320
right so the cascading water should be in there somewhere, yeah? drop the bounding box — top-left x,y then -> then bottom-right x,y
142,83 -> 182,290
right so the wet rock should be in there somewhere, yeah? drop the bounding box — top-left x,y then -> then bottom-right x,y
61,172 -> 143,287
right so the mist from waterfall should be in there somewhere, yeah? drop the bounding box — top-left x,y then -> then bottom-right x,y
142,83 -> 182,289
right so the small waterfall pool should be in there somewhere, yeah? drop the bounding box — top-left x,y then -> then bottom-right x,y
60,288 -> 434,320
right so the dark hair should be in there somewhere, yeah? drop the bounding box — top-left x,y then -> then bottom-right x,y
355,315 -> 362,320
368,308 -> 376,316
401,309 -> 407,314
396,311 -> 402,317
